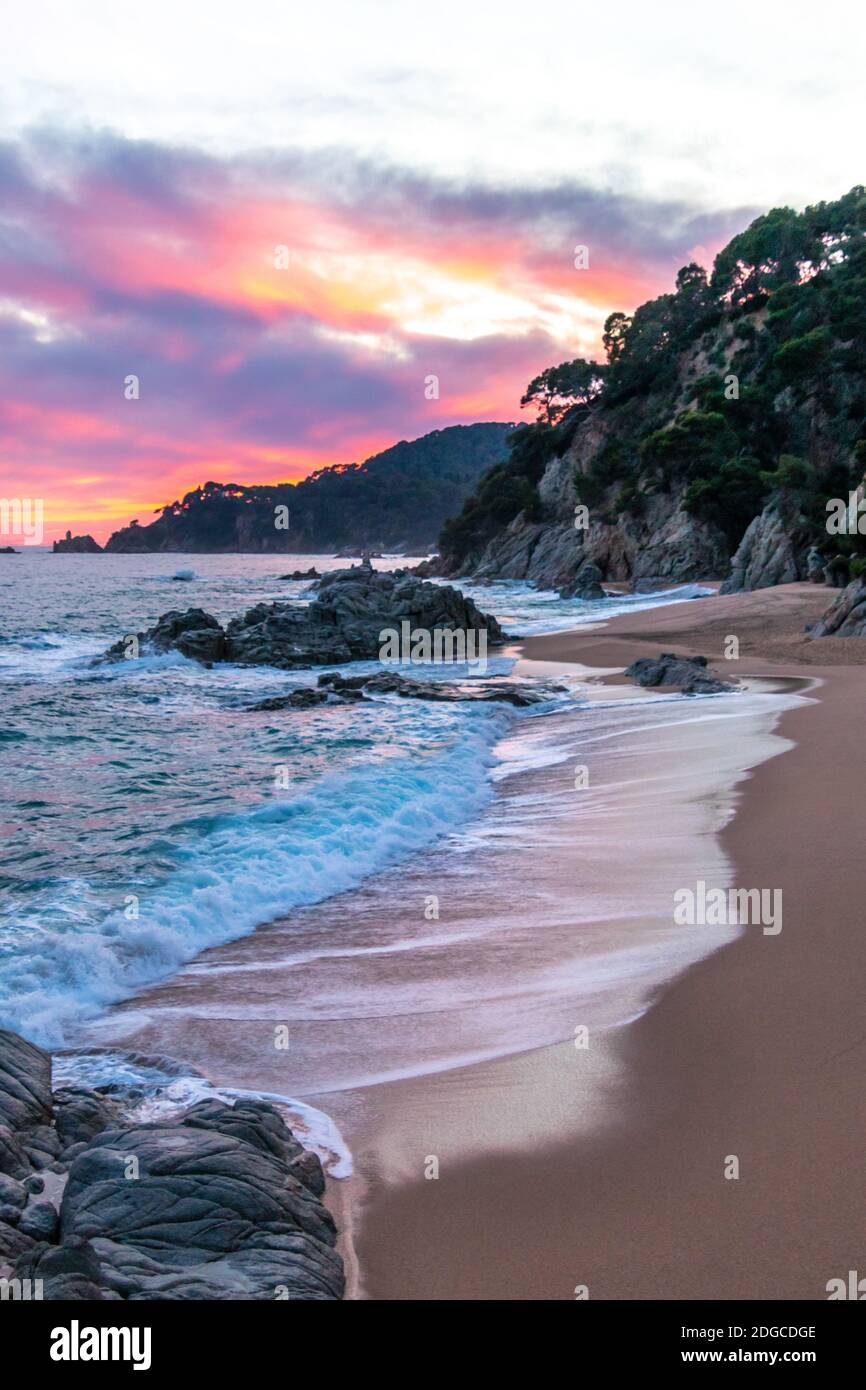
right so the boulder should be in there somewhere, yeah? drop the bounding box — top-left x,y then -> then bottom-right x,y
560,562 -> 605,600
624,652 -> 738,696
809,577 -> 866,638
52,1098 -> 343,1300
52,1087 -> 124,1153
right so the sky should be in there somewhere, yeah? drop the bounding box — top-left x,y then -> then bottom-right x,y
1,1 -> 864,542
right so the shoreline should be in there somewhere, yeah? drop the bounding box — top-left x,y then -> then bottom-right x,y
352,583 -> 866,1299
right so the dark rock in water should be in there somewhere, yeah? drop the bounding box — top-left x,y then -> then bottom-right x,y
624,652 -> 738,696
560,562 -> 605,600
224,563 -> 503,669
810,576 -> 866,638
51,1098 -> 343,1299
105,608 -> 226,664
279,568 -> 320,580
248,688 -> 335,711
0,546 -> 18,554
317,670 -> 553,707
105,563 -> 503,672
53,531 -> 103,554
52,1087 -> 123,1152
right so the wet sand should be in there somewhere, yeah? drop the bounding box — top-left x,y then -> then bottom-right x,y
354,584 -> 866,1299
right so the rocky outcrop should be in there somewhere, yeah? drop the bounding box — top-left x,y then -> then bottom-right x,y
809,577 -> 866,638
467,486 -> 729,595
720,500 -> 811,594
53,532 -> 103,554
106,608 -> 227,664
624,652 -> 738,696
316,671 -> 560,707
104,563 -> 503,670
0,1029 -> 343,1301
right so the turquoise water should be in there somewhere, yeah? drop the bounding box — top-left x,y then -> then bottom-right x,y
0,550 -> 709,1045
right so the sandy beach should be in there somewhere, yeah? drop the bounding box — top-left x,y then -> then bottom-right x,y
67,581 -> 866,1301
353,584 -> 866,1299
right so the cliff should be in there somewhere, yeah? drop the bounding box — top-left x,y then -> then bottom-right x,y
105,422 -> 512,554
437,187 -> 866,594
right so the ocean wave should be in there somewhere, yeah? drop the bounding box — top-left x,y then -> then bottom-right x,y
0,713 -> 509,1047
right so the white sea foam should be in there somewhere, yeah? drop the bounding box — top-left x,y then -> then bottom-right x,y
0,714 -> 509,1046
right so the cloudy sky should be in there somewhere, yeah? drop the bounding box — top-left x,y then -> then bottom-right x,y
2,0 -> 864,540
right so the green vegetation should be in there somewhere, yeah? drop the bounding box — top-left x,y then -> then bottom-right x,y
105,423 -> 512,554
439,186 -> 866,569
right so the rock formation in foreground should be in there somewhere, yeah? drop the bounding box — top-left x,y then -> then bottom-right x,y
104,562 -> 503,669
0,1028 -> 343,1300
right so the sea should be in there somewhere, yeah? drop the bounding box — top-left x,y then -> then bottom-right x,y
0,550 -> 792,1172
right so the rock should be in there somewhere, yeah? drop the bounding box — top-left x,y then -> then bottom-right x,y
823,554 -> 850,588
224,564 -> 503,669
0,1030 -> 53,1177
0,1029 -> 53,1135
279,568 -> 320,580
720,500 -> 810,593
18,1200 -> 59,1241
23,1175 -> 45,1195
560,562 -> 605,600
0,1216 -> 36,1261
248,688 -> 334,711
317,671 -> 555,707
806,546 -> 826,583
14,1235 -> 108,1301
106,564 -> 503,672
810,577 -> 866,638
53,1087 -> 123,1152
0,1174 -> 28,1211
54,1098 -> 343,1299
21,1123 -> 61,1169
53,532 -> 103,554
0,1127 -> 32,1180
105,608 -> 226,664
624,652 -> 738,696
0,546 -> 18,554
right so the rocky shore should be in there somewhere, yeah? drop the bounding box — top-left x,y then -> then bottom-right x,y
103,561 -> 503,669
0,1029 -> 343,1300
